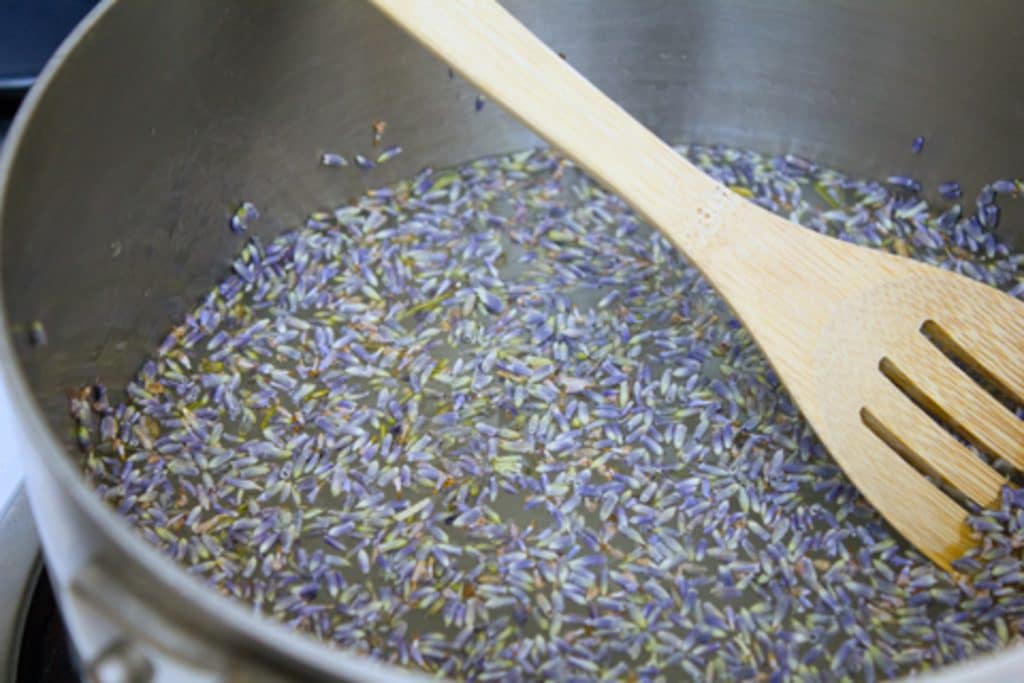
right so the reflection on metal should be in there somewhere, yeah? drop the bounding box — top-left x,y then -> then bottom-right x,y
87,639 -> 153,683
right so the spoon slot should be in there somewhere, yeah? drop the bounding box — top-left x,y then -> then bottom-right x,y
861,369 -> 1004,508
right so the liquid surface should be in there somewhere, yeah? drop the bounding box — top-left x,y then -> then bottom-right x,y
73,145 -> 1024,682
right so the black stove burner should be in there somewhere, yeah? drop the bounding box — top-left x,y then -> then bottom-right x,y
1,99 -> 17,138
16,570 -> 78,682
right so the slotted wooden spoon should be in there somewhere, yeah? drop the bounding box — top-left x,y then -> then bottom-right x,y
371,0 -> 1024,570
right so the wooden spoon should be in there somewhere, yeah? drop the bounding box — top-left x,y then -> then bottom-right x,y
371,0 -> 1024,570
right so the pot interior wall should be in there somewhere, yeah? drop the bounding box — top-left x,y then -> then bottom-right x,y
4,0 -> 1024,454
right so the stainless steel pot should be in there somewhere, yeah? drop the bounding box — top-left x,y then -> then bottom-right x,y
3,1 -> 1024,680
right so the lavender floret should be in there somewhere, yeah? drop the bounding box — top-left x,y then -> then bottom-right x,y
939,180 -> 962,199
70,143 -> 1024,680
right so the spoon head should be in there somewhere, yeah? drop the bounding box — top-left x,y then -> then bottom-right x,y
807,266 -> 1024,569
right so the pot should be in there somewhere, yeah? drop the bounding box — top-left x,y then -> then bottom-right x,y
2,1 -> 1024,680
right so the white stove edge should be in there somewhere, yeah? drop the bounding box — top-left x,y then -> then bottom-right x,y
0,404 -> 23,509
0,486 -> 37,681
0,349 -> 37,681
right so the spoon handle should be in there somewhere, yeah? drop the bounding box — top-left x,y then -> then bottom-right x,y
370,0 -> 763,266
